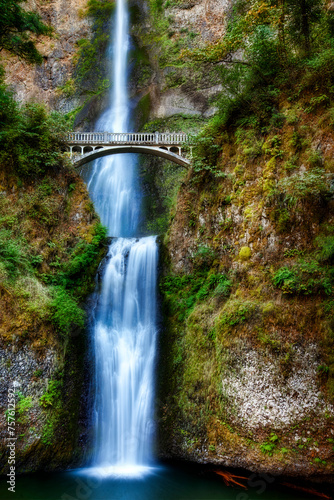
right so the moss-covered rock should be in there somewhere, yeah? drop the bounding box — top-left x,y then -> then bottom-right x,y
157,94 -> 334,479
0,158 -> 107,473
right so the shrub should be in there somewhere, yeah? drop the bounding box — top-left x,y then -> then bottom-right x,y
161,271 -> 231,321
0,98 -> 68,179
0,229 -> 30,278
316,235 -> 334,264
273,261 -> 332,295
51,288 -> 86,336
191,245 -> 217,270
42,223 -> 107,290
277,168 -> 329,205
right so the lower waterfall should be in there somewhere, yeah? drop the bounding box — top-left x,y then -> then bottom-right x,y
91,236 -> 158,473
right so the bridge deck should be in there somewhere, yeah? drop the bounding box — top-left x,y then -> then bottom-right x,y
67,132 -> 192,168
67,132 -> 189,146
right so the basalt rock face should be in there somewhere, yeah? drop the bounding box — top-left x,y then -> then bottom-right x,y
130,0 -> 234,123
156,112 -> 334,479
3,0 -> 91,113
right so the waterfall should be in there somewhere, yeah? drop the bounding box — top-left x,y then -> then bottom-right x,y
84,0 -> 158,476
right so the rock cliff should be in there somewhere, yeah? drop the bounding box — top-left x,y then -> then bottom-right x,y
3,0 -> 91,110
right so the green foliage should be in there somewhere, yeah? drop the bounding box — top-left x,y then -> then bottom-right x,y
0,0 -> 52,64
277,168 -> 329,205
153,0 -> 163,10
41,417 -> 56,446
318,364 -> 329,375
303,48 -> 334,91
284,0 -> 322,55
50,288 -> 86,337
0,229 -> 31,278
217,303 -> 253,329
57,79 -> 76,98
260,435 -> 278,456
191,116 -> 226,176
316,235 -> 334,264
273,262 -> 333,295
0,81 -> 68,179
40,380 -> 62,408
274,228 -> 334,296
260,442 -> 275,455
222,24 -> 281,126
191,245 -> 217,270
41,223 -> 107,290
260,432 -> 280,456
16,393 -> 33,424
85,0 -> 115,18
38,223 -> 107,336
161,271 -> 231,321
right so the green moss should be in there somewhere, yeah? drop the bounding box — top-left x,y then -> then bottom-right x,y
16,393 -> 33,424
239,246 -> 252,261
135,94 -> 151,130
216,300 -> 255,336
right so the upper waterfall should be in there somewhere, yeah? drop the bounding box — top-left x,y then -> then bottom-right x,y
84,0 -> 140,238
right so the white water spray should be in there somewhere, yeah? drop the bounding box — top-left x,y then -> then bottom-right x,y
84,0 -> 158,475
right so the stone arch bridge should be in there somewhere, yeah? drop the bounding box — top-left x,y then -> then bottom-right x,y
67,132 -> 192,168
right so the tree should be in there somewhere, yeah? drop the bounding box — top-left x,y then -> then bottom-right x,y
0,0 -> 51,64
284,0 -> 322,55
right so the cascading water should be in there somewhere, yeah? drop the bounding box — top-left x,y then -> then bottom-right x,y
84,0 -> 158,475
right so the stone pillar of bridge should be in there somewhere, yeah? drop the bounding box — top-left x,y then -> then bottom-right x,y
155,131 -> 159,144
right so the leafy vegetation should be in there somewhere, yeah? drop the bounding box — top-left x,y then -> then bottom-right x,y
260,433 -> 279,456
273,233 -> 334,295
16,392 -> 33,424
184,0 -> 334,172
40,380 -> 63,408
161,271 -> 232,322
0,0 -> 52,64
0,76 -> 68,178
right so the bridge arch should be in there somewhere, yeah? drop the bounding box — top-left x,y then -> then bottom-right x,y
71,145 -> 191,169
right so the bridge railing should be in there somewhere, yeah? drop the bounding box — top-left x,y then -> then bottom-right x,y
67,132 -> 189,145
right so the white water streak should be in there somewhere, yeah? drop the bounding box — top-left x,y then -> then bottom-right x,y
86,0 -> 139,237
85,0 -> 158,473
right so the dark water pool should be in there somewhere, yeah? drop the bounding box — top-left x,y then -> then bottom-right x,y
0,464 -> 321,500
